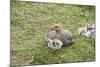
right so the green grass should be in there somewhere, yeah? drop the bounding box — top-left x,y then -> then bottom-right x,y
11,1 -> 95,66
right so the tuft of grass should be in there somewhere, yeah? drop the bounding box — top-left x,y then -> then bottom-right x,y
11,1 -> 95,66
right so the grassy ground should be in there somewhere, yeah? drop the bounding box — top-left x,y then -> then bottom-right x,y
11,1 -> 95,66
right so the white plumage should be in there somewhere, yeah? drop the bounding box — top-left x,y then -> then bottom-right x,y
77,24 -> 95,38
47,39 -> 63,50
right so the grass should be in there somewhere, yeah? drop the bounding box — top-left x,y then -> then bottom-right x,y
11,1 -> 95,66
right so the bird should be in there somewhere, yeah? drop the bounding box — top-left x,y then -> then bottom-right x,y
47,39 -> 63,50
45,24 -> 73,47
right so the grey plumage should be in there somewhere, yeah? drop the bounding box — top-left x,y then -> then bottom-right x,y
45,24 -> 73,46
